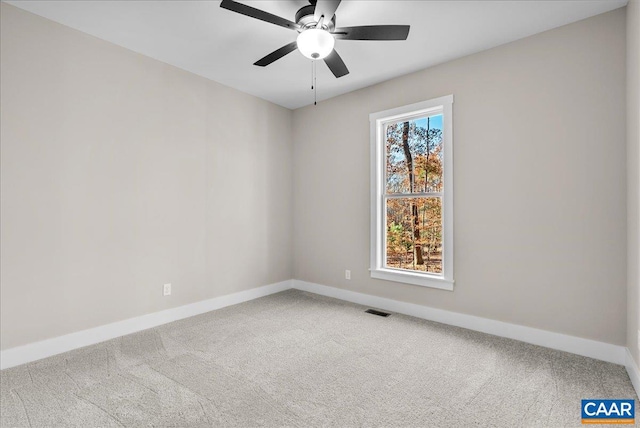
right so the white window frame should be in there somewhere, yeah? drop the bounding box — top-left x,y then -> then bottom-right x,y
369,95 -> 454,291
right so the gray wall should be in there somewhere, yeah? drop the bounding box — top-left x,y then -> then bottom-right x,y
293,9 -> 627,345
628,0 -> 640,365
1,4 -> 630,352
0,3 -> 293,350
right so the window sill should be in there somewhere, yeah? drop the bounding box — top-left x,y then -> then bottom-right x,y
370,268 -> 454,291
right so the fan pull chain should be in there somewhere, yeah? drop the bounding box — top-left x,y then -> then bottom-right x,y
311,60 -> 314,90
314,60 -> 317,106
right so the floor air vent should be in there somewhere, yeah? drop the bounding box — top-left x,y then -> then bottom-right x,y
365,309 -> 391,317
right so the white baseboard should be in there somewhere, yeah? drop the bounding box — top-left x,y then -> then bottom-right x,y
292,280 -> 627,366
1,278 -> 631,374
0,280 -> 292,370
626,348 -> 640,398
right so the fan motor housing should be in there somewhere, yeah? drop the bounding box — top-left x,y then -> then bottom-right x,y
295,5 -> 335,31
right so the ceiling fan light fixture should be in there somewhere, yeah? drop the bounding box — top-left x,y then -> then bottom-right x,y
297,28 -> 335,60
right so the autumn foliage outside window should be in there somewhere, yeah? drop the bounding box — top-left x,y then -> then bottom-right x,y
385,115 -> 444,274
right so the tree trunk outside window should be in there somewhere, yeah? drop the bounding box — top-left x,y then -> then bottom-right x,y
401,121 -> 424,266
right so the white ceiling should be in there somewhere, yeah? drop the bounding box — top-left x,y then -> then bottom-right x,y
6,0 -> 627,109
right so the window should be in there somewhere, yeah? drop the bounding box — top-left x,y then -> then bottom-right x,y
370,95 -> 454,290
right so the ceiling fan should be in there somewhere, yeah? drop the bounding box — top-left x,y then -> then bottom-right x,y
220,0 -> 410,78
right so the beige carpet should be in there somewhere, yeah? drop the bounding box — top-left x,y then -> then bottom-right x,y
1,289 -> 637,427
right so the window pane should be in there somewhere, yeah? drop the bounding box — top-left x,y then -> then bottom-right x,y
385,115 -> 443,194
385,197 -> 442,274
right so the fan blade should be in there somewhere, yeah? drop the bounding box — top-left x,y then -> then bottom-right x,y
314,0 -> 341,23
254,42 -> 298,67
324,50 -> 349,78
220,0 -> 299,31
333,25 -> 410,40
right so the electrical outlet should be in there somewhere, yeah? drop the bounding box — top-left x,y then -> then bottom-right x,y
345,270 -> 351,280
163,283 -> 171,296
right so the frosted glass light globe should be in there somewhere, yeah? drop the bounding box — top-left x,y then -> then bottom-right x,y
297,29 -> 335,60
